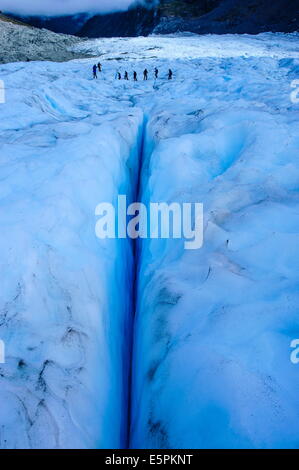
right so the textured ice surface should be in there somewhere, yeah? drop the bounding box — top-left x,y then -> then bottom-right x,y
127,35 -> 299,449
0,60 -> 143,448
0,17 -> 90,64
0,32 -> 299,448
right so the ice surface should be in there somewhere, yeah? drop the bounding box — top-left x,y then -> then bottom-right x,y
0,60 -> 144,448
0,32 -> 299,448
126,34 -> 299,449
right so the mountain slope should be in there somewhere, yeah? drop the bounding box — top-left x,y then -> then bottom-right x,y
78,6 -> 158,38
154,0 -> 299,34
9,13 -> 91,35
76,0 -> 299,37
0,14 -> 92,64
8,0 -> 299,38
0,12 -> 32,27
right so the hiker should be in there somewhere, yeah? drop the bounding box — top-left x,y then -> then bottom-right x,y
124,71 -> 129,80
93,64 -> 97,79
97,62 -> 102,72
143,69 -> 148,81
133,71 -> 138,81
154,67 -> 158,79
118,72 -> 122,80
168,69 -> 173,80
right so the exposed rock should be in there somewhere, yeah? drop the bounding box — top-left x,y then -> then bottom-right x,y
0,14 -> 92,64
16,0 -> 298,38
77,6 -> 159,38
154,0 -> 299,35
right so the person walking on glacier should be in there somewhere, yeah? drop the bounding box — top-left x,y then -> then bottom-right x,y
168,69 -> 173,80
143,69 -> 148,80
154,67 -> 159,79
124,71 -> 129,80
97,62 -> 102,73
93,64 -> 97,79
133,71 -> 138,81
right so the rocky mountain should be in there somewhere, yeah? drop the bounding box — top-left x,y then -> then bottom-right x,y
8,13 -> 90,35
78,5 -> 159,38
0,14 -> 92,64
154,0 -> 299,35
7,0 -> 299,38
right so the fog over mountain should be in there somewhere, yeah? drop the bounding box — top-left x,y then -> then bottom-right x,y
0,0 -> 157,16
1,1 -> 298,37
77,0 -> 299,38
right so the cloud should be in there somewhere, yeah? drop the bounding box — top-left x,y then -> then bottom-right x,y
0,0 -> 155,17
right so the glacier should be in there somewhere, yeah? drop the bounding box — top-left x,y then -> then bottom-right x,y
0,59 -> 144,448
0,32 -> 299,449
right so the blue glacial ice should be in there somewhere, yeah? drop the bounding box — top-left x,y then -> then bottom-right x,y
0,32 -> 299,448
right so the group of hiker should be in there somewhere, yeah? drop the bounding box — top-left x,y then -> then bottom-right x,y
93,62 -> 102,79
116,68 -> 173,81
92,62 -> 173,81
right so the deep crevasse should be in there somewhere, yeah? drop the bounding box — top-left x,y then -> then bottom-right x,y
0,33 -> 299,449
